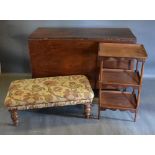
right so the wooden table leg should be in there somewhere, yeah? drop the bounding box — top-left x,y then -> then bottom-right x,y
84,103 -> 91,119
9,110 -> 19,126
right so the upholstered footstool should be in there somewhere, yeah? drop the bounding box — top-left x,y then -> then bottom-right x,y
4,75 -> 94,126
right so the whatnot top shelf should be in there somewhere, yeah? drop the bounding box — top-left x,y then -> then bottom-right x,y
99,43 -> 148,61
99,69 -> 140,88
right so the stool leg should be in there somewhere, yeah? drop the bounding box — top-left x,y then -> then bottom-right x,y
9,110 -> 19,126
84,103 -> 91,119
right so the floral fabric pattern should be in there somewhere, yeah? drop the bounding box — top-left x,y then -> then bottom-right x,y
4,75 -> 94,110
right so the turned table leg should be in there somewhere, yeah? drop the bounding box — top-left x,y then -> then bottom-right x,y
9,110 -> 19,126
84,103 -> 91,119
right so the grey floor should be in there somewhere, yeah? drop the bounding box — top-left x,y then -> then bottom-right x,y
0,74 -> 155,135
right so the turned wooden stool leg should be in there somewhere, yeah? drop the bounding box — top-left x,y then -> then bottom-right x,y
9,110 -> 19,126
84,103 -> 91,119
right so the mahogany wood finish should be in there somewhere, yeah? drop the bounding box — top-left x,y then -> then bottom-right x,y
99,43 -> 147,61
100,91 -> 137,110
28,28 -> 136,88
100,69 -> 140,88
98,43 -> 147,121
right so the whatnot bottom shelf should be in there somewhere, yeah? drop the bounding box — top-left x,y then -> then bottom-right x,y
100,91 -> 137,111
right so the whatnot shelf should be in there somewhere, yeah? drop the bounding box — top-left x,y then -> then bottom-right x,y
100,69 -> 140,88
100,91 -> 137,111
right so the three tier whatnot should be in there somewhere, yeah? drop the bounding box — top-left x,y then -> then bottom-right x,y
98,43 -> 148,121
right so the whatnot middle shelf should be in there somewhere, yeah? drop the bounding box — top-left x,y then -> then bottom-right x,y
99,69 -> 140,89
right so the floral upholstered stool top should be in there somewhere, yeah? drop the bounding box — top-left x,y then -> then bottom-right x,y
4,75 -> 94,126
